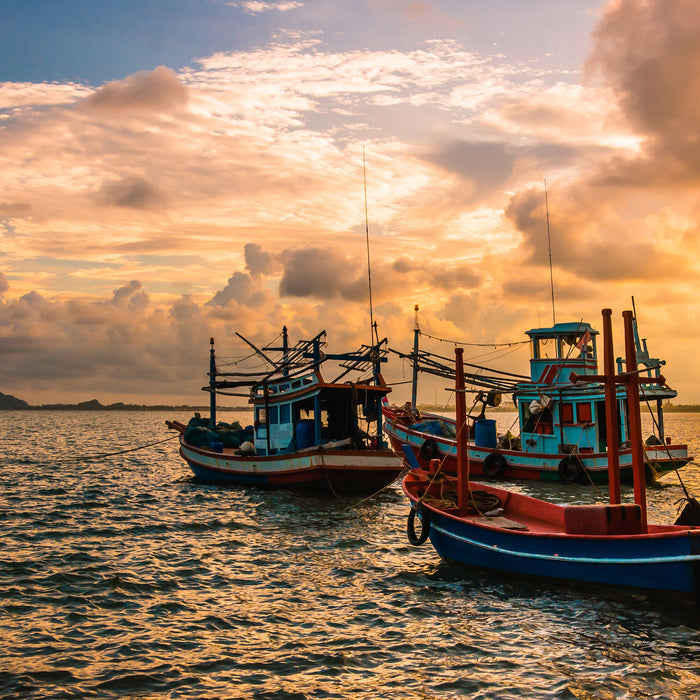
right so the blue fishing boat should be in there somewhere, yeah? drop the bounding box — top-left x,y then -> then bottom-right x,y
384,309 -> 691,483
402,309 -> 700,599
167,328 -> 403,492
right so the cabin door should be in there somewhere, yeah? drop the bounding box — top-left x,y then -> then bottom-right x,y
595,401 -> 606,451
595,399 -> 622,452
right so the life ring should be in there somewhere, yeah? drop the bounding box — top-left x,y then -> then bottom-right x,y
420,438 -> 439,461
558,455 -> 585,484
407,503 -> 430,546
482,452 -> 507,479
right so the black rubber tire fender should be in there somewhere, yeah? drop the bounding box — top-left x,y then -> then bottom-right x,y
419,438 -> 439,461
558,455 -> 585,484
482,452 -> 508,479
407,503 -> 431,546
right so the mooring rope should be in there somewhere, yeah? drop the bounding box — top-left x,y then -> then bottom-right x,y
47,434 -> 180,464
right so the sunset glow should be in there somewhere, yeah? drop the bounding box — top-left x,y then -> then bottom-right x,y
2,0 -> 700,405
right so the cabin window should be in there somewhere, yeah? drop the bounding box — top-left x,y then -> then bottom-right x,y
577,403 -> 593,424
280,403 -> 291,424
521,404 -> 554,434
256,407 -> 266,425
268,405 -> 279,424
532,338 -> 554,359
558,334 -> 580,359
561,403 -> 575,425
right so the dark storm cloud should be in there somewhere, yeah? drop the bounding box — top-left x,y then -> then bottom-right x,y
84,66 -> 189,114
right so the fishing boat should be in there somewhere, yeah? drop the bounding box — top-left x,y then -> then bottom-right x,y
402,309 -> 700,599
166,328 -> 403,492
384,308 -> 691,483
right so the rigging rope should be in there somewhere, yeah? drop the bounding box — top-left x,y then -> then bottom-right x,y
417,330 -> 529,349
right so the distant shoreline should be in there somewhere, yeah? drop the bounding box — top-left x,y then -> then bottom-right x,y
2,392 -> 699,413
0,393 -> 253,412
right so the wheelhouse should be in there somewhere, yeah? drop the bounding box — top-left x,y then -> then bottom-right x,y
516,322 -> 628,456
252,371 -> 388,456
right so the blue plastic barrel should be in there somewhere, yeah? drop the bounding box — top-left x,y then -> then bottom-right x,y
296,419 -> 315,449
474,419 -> 497,448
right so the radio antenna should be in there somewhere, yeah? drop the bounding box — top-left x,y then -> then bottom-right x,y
363,146 -> 376,346
545,178 -> 556,325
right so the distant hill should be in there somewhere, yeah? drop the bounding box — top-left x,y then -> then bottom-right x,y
0,392 -> 250,411
0,392 -> 31,410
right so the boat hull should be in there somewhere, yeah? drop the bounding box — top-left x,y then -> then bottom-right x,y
403,473 -> 700,597
385,408 -> 690,483
178,435 -> 403,492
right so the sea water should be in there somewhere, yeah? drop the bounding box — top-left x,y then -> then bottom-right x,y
1,410 -> 700,699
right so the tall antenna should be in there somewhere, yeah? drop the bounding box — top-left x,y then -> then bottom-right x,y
363,146 -> 375,346
544,178 -> 556,325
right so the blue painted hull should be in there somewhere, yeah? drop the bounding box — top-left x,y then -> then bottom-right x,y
178,434 -> 403,492
403,476 -> 700,597
385,408 -> 691,483
425,509 -> 700,594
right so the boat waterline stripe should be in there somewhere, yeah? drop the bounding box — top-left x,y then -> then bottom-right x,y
430,523 -> 700,565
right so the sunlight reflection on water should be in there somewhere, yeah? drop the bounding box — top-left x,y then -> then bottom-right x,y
0,410 -> 699,699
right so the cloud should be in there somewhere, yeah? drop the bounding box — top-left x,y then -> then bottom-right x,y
0,271 -> 8,296
244,242 -> 276,276
5,13 -> 700,404
236,1 -> 303,13
84,66 -> 189,114
208,271 -> 269,308
587,0 -> 700,184
504,185 -> 687,283
0,202 -> 32,217
279,247 -> 369,301
95,175 -> 168,210
108,280 -> 150,311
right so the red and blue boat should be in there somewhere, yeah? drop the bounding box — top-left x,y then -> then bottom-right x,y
167,328 -> 403,492
384,310 -> 691,483
402,309 -> 700,599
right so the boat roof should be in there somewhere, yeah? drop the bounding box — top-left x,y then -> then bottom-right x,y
525,321 -> 598,339
250,371 -> 389,405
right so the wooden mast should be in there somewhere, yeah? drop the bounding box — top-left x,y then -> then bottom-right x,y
601,309 -> 621,505
623,309 -> 648,531
572,308 -> 664,532
455,347 -> 469,510
209,337 -> 217,427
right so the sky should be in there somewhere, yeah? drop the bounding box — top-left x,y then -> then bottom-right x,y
2,0 -> 700,407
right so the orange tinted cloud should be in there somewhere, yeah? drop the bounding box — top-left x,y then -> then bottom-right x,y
3,5 -> 700,404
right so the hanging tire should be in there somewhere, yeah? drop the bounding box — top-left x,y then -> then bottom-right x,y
407,503 -> 430,546
482,452 -> 508,479
420,438 -> 439,461
558,455 -> 585,484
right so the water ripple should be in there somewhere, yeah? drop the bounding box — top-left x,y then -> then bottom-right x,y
1,410 -> 700,699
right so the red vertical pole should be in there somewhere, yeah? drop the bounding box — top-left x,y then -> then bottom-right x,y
623,310 -> 647,531
455,348 -> 469,511
601,309 -> 621,504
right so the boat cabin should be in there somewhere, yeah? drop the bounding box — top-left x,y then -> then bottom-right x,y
251,371 -> 388,455
527,322 -> 598,384
516,322 -> 626,455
